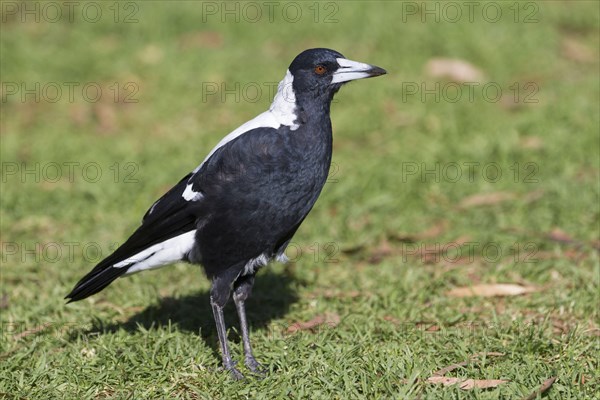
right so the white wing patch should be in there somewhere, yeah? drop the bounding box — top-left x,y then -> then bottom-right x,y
182,183 -> 203,201
116,230 -> 196,275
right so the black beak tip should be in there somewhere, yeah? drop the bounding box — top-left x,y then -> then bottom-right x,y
369,66 -> 387,77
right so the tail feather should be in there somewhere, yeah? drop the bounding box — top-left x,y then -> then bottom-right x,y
65,229 -> 197,303
65,262 -> 132,302
66,169 -> 202,303
65,236 -> 140,302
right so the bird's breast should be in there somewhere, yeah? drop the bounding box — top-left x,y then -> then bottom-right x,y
193,119 -> 333,273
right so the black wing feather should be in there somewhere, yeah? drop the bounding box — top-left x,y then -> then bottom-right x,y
66,172 -> 202,302
67,122 -> 328,301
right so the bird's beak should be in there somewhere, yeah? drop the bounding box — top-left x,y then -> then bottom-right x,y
331,57 -> 387,84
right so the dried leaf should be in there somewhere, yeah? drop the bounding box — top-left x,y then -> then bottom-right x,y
451,236 -> 472,246
562,38 -> 595,63
0,293 -> 8,309
417,220 -> 448,240
521,377 -> 557,400
427,376 -> 459,385
137,44 -> 164,65
383,315 -> 402,325
447,284 -> 537,298
425,58 -> 485,83
546,228 -> 574,243
474,351 -> 505,357
427,376 -> 463,386
367,238 -> 394,264
93,102 -> 117,134
69,103 -> 91,127
458,192 -> 516,208
562,249 -> 588,263
341,244 -> 365,255
520,136 -> 544,150
427,376 -> 508,390
179,31 -> 223,50
499,94 -> 526,111
307,289 -> 362,299
586,327 -> 600,337
440,256 -> 480,269
13,322 -> 52,340
286,312 -> 340,334
523,189 -> 545,203
389,222 -> 445,243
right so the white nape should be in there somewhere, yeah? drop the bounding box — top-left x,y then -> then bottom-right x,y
269,70 -> 299,131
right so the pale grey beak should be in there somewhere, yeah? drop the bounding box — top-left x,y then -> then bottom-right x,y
331,57 -> 387,84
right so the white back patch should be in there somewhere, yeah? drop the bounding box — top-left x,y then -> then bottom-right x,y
190,69 -> 299,176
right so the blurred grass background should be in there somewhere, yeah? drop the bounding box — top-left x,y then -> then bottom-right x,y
1,1 -> 599,398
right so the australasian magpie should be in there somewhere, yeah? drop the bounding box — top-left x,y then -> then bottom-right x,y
66,48 -> 386,379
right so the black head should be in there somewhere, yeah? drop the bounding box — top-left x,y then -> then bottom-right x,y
287,48 -> 386,97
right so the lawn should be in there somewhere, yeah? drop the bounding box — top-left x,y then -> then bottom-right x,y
1,1 -> 599,399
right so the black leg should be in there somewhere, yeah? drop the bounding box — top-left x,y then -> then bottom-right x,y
233,274 -> 265,375
210,277 -> 244,380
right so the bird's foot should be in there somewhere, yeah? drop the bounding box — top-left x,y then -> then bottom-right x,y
245,356 -> 267,375
224,361 -> 245,380
228,367 -> 245,380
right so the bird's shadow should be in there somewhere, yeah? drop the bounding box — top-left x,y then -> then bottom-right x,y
78,269 -> 301,361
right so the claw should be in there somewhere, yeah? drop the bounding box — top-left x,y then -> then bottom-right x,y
223,360 -> 245,380
227,366 -> 245,380
245,356 -> 266,375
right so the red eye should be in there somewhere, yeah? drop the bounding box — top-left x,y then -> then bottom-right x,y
314,65 -> 327,75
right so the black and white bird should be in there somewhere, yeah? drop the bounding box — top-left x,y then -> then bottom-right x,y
66,48 -> 386,379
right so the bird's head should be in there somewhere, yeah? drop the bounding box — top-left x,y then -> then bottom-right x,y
287,48 -> 387,98
268,48 -> 386,126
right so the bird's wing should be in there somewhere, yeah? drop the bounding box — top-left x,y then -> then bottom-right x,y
65,117 -> 283,302
65,170 -> 205,301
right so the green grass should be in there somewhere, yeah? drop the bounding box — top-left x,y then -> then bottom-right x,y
1,1 -> 599,398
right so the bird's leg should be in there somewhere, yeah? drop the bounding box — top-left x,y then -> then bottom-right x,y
233,274 -> 265,374
210,277 -> 244,380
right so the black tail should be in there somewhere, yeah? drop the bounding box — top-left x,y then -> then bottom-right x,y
65,225 -> 191,302
65,174 -> 200,303
65,233 -> 144,302
65,258 -> 133,303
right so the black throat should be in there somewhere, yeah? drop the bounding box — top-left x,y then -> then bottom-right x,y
292,83 -> 340,128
